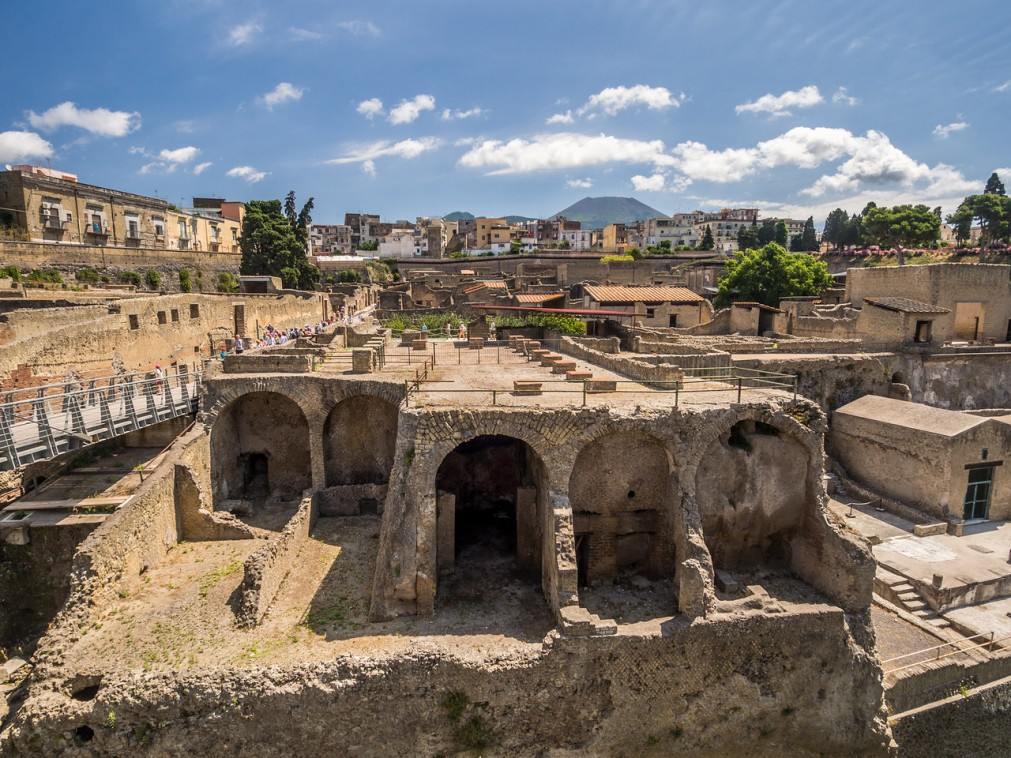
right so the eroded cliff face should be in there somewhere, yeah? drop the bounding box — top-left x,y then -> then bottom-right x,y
3,607 -> 889,757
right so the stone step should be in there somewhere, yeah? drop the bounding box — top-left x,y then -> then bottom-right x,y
891,582 -> 916,593
565,370 -> 593,381
551,361 -> 578,374
905,600 -> 928,612
926,617 -> 951,628
897,591 -> 920,602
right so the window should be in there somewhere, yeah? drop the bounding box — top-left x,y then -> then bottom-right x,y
668,314 -> 679,327
646,308 -> 655,319
128,314 -> 140,330
126,215 -> 140,239
157,311 -> 167,325
153,218 -> 165,237
963,465 -> 995,520
177,220 -> 187,238
171,309 -> 179,322
189,304 -> 200,319
914,320 -> 932,343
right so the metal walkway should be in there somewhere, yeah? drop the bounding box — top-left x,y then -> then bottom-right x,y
0,365 -> 200,471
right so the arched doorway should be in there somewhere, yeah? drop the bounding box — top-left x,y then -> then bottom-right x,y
434,435 -> 545,600
694,420 -> 809,571
210,392 -> 311,527
323,396 -> 399,486
568,432 -> 674,587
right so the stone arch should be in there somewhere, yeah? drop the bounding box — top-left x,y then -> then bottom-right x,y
323,395 -> 399,487
568,430 -> 676,585
210,391 -> 311,503
691,413 -> 816,571
433,434 -> 549,601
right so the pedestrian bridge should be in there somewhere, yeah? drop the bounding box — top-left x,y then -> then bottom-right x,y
0,366 -> 200,471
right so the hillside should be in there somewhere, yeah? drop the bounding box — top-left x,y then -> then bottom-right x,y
442,211 -> 475,222
551,196 -> 664,230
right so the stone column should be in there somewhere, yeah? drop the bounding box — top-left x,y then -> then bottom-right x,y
437,491 -> 455,574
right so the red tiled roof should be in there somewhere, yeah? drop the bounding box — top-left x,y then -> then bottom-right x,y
583,285 -> 703,304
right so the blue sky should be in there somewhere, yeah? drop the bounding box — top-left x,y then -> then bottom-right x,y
2,0 -> 1009,224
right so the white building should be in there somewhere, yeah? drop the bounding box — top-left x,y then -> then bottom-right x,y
377,232 -> 417,259
558,228 -> 593,251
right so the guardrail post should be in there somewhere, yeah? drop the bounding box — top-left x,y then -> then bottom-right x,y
99,389 -> 116,437
122,383 -> 139,431
793,375 -> 798,401
457,347 -> 461,365
162,372 -> 174,411
404,379 -> 410,408
2,393 -> 12,426
33,390 -> 56,458
0,409 -> 20,469
737,376 -> 742,403
582,381 -> 587,407
492,389 -> 497,405
432,341 -> 436,367
67,392 -> 86,435
179,365 -> 190,407
675,383 -> 679,407
86,380 -> 97,407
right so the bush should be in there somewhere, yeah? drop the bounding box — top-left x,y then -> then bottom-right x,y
216,272 -> 239,293
0,265 -> 22,282
495,314 -> 586,336
178,269 -> 193,293
382,313 -> 466,334
600,254 -> 634,263
75,267 -> 101,285
144,270 -> 161,290
26,268 -> 63,284
336,270 -> 362,283
117,271 -> 142,287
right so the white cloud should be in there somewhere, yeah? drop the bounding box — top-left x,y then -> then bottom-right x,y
356,98 -> 384,119
581,84 -> 685,116
566,178 -> 593,189
289,26 -> 324,41
388,94 -> 436,124
27,102 -> 140,137
326,137 -> 441,166
193,161 -> 213,175
458,132 -> 675,175
227,165 -> 268,183
337,20 -> 381,37
735,85 -> 823,117
0,131 -> 53,163
932,120 -> 969,139
228,21 -> 261,46
994,80 -> 1011,93
546,111 -> 574,125
631,174 -> 666,192
258,82 -> 304,109
832,87 -> 859,106
550,85 -> 684,124
441,107 -> 485,121
159,146 -> 200,164
362,159 -> 377,177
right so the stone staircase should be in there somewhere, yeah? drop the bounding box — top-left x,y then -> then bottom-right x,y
878,569 -> 950,630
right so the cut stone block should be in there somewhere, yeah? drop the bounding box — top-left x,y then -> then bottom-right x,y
513,381 -> 543,396
585,379 -> 617,393
551,361 -> 577,374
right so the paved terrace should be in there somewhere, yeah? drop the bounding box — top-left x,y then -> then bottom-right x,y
342,338 -> 798,410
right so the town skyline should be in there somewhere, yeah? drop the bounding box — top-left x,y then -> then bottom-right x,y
2,0 -> 1009,222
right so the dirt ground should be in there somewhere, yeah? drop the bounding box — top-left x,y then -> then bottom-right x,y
59,515 -> 555,678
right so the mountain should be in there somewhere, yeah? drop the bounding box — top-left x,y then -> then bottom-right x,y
551,196 -> 665,230
442,211 -> 536,224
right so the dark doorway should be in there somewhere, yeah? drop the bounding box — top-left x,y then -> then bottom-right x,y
668,313 -> 679,327
576,534 -> 589,587
240,452 -> 270,498
1005,319 -> 1011,342
435,435 -> 543,601
963,466 -> 994,520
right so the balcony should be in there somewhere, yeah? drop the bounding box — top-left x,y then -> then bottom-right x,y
41,215 -> 66,234
86,223 -> 109,237
177,238 -> 191,250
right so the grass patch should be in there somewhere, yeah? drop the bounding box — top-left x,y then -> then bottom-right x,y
301,596 -> 365,631
198,560 -> 243,598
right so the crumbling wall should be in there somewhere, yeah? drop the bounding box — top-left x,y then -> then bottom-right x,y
234,492 -> 316,627
555,336 -> 682,385
323,396 -> 399,486
3,608 -> 890,757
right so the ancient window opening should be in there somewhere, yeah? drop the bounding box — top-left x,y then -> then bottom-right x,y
171,309 -> 179,322
914,320 -> 932,343
157,311 -> 167,325
128,314 -> 139,330
189,304 -> 200,319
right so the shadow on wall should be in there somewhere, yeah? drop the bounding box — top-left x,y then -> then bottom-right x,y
694,420 -> 810,571
210,391 -> 311,502
568,431 -> 676,587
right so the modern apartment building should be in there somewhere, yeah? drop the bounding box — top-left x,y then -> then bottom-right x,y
309,224 -> 353,255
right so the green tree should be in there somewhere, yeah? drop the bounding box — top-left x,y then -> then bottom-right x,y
239,199 -> 319,289
715,243 -> 832,307
822,209 -> 849,250
800,216 -> 818,252
178,268 -> 193,293
756,219 -> 777,245
984,172 -> 1006,196
737,222 -> 760,251
862,204 -> 941,264
953,193 -> 1011,246
145,270 -> 161,290
774,220 -> 788,246
700,224 -> 714,250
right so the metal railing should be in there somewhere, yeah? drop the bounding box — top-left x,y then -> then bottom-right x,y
403,368 -> 796,408
0,365 -> 200,471
881,631 -> 1011,674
